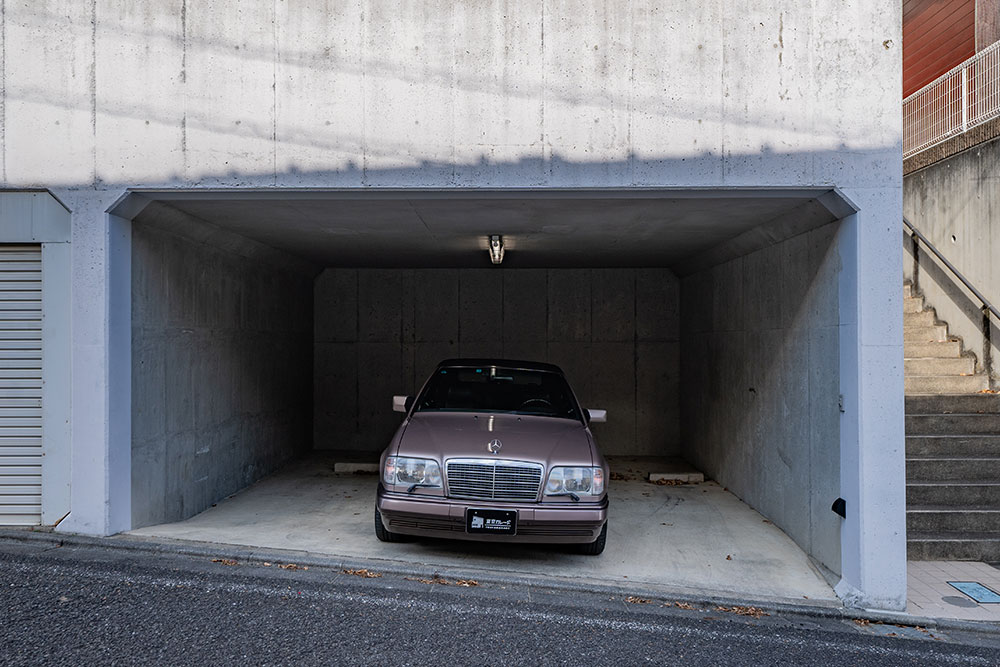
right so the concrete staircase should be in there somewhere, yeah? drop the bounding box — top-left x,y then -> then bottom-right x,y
903,282 -> 988,394
904,281 -> 1000,561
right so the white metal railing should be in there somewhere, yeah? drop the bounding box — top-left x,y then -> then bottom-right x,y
903,39 -> 1000,158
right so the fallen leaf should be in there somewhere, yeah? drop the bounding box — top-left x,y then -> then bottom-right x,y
343,568 -> 382,578
610,472 -> 627,481
211,558 -> 239,566
625,596 -> 652,604
278,563 -> 305,570
978,389 -> 999,394
262,562 -> 272,567
715,605 -> 769,619
673,601 -> 694,610
455,580 -> 479,587
854,619 -> 870,626
58,596 -> 69,603
726,555 -> 732,561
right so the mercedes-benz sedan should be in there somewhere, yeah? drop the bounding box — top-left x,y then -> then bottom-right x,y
374,359 -> 609,555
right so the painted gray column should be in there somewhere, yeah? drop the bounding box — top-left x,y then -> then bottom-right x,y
835,188 -> 907,611
54,189 -> 132,536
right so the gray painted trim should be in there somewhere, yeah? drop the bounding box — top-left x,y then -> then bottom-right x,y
0,192 -> 71,242
107,214 -> 132,533
109,186 -> 857,213
40,242 -> 71,524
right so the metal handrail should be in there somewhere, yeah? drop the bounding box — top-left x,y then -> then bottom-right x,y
903,216 -> 1000,322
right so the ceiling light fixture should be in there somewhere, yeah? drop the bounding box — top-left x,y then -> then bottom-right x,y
489,235 -> 505,265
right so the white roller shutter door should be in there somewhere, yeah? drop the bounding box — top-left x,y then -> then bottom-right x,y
0,245 -> 42,525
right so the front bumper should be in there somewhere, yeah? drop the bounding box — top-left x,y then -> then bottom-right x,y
376,485 -> 609,544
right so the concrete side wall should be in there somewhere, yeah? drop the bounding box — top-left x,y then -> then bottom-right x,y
904,140 -> 1000,384
314,268 -> 679,458
680,223 -> 842,574
131,223 -> 313,528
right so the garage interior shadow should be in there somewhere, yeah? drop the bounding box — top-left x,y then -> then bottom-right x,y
125,188 -> 845,596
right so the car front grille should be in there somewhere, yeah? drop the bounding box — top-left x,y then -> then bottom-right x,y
446,459 -> 543,502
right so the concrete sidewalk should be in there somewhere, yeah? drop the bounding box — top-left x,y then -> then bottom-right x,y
908,561 -> 1000,622
128,455 -> 837,605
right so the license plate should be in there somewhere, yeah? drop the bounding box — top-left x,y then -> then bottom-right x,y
466,508 -> 517,535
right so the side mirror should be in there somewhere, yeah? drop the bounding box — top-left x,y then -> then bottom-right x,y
393,395 -> 413,413
587,409 -> 607,423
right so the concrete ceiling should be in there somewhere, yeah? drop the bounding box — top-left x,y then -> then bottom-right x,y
122,189 -> 855,271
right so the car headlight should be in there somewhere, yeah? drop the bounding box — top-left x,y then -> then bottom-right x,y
545,467 -> 605,498
383,456 -> 442,488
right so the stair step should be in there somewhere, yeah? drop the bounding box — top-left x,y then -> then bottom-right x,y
906,413 -> 1000,435
903,310 -> 937,326
906,534 -> 1000,561
907,508 -> 1000,533
907,457 -> 1000,482
906,394 -> 1000,414
908,482 -> 1000,506
903,296 -> 924,313
904,340 -> 963,358
903,325 -> 949,342
905,375 -> 989,394
907,435 -> 1000,457
903,357 -> 975,376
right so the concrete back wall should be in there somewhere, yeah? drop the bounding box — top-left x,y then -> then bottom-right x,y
680,222 -> 842,574
131,221 -> 314,529
314,268 -> 679,457
904,140 -> 1000,384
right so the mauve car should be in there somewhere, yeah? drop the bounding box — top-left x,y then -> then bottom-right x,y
375,359 -> 610,555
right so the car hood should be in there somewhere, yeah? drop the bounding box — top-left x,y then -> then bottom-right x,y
396,412 -> 594,468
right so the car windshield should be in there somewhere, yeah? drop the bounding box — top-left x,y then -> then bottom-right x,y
414,366 -> 582,421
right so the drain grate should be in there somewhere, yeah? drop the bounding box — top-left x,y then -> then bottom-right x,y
947,581 -> 1000,604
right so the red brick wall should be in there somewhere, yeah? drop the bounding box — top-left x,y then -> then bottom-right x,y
903,0 -> 976,97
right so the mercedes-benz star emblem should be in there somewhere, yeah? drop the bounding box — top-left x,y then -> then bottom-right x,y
487,439 -> 502,454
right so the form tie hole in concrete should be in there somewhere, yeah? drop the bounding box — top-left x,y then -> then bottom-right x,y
951,234 -> 957,243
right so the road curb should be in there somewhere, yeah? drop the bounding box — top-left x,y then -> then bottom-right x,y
3,527 -> 998,635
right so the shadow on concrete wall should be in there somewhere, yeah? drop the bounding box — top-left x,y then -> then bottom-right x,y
905,231 -> 1000,382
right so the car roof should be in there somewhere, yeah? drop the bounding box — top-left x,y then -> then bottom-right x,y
436,358 -> 566,375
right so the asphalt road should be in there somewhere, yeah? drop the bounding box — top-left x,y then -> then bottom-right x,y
1,537 -> 998,666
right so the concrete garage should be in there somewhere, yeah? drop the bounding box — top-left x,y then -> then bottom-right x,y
121,188 -> 850,602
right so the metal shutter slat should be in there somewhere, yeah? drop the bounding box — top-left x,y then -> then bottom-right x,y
0,246 -> 41,526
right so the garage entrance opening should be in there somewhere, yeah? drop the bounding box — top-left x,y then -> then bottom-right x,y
119,188 -> 853,602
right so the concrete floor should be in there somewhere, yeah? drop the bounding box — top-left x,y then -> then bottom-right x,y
130,455 -> 837,604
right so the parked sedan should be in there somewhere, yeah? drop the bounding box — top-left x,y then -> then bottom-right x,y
375,359 -> 609,555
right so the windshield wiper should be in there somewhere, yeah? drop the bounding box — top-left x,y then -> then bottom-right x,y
547,492 -> 580,502
407,483 -> 440,494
